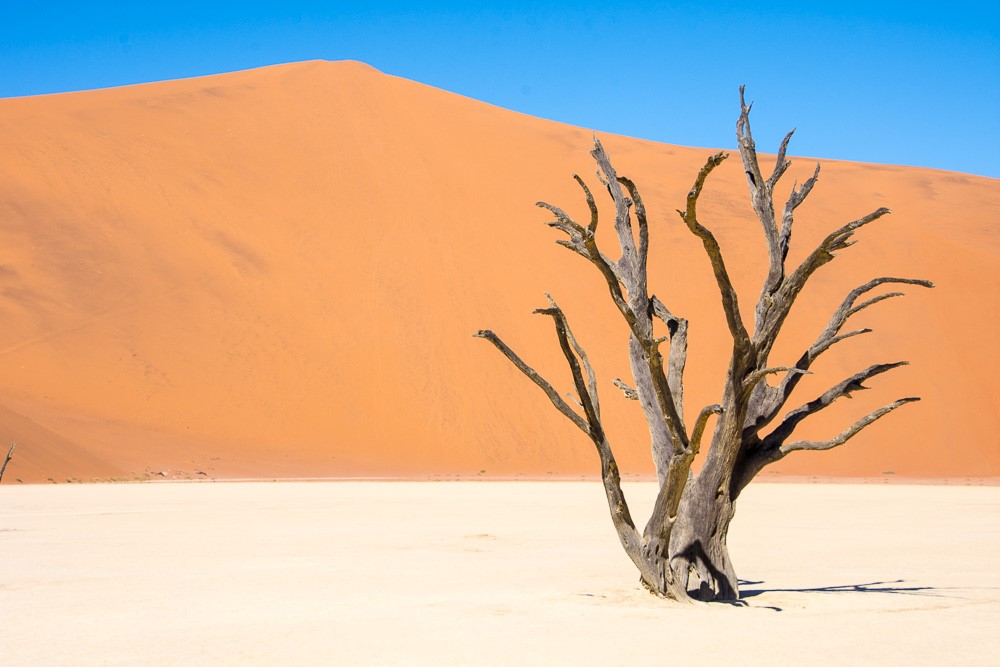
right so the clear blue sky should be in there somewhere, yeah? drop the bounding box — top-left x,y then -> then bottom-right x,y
2,2 -> 997,177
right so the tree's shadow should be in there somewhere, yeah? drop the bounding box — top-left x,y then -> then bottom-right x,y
741,578 -> 945,599
734,578 -> 979,611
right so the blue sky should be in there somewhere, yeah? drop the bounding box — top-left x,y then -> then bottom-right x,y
1,2 -> 997,177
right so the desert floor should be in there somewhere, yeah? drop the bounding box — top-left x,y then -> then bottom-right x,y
2,481 -> 998,665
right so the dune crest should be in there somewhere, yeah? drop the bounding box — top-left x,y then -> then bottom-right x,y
0,60 -> 996,482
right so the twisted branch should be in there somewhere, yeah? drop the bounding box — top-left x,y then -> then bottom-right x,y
737,87 -> 781,286
614,378 -> 639,400
779,163 -> 821,263
781,398 -> 920,455
536,199 -> 635,328
531,303 -> 659,580
690,405 -> 723,455
651,295 -> 689,423
545,293 -> 600,420
753,277 -> 934,429
592,138 -> 642,292
473,330 -> 588,433
753,208 -> 904,367
763,362 -> 911,451
539,142 -> 689,484
677,151 -> 750,350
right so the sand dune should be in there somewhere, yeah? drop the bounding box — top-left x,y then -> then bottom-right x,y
0,60 -> 996,482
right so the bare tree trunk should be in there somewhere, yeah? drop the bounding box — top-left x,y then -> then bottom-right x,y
667,398 -> 744,600
670,474 -> 738,600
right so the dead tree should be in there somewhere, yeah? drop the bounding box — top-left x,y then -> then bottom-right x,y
476,88 -> 932,602
0,442 -> 14,483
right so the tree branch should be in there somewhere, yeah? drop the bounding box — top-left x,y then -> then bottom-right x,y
749,277 -> 932,435
677,151 -> 750,350
812,278 -> 933,359
478,301 -> 648,567
780,398 -> 920,455
545,293 -> 600,420
753,206 -> 909,365
538,201 -> 588,257
473,330 -> 588,434
801,208 -> 893,271
614,378 -> 639,400
823,327 -> 873,349
737,86 -> 816,306
618,174 -> 649,288
537,199 -> 636,329
766,128 -> 796,192
778,162 -> 821,263
763,361 -> 910,451
744,366 -> 810,394
532,304 -> 654,579
736,86 -> 781,288
572,174 -> 599,233
540,141 -> 686,486
650,295 -> 688,423
690,405 -> 723,455
533,305 -> 604,441
591,138 -> 642,292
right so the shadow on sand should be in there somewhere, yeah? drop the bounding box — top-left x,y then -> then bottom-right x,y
734,579 -> 983,612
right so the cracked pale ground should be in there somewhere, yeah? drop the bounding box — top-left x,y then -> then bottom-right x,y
2,481 -> 997,665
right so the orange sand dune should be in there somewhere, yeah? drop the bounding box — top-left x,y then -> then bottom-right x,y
0,60 -> 996,482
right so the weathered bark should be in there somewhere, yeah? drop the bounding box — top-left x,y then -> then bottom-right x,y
670,468 -> 739,600
477,89 -> 930,602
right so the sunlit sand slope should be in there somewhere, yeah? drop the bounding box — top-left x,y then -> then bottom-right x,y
0,60 -> 996,481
